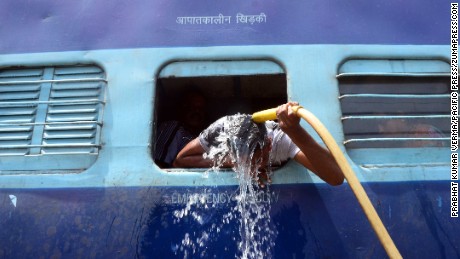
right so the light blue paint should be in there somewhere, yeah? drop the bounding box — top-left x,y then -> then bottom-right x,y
0,44 -> 451,189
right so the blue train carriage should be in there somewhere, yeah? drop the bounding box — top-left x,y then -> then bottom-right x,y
0,1 -> 457,258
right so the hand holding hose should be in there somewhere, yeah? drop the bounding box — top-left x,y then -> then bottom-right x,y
275,102 -> 301,133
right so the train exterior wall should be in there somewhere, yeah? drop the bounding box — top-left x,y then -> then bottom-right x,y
0,1 -> 456,258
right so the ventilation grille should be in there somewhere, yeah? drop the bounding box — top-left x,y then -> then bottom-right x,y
0,65 -> 106,156
338,60 -> 450,149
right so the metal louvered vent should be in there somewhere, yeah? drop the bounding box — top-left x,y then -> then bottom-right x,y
0,65 -> 106,160
338,60 -> 450,149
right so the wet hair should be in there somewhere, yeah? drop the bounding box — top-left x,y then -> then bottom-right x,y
226,115 -> 267,164
203,114 -> 268,170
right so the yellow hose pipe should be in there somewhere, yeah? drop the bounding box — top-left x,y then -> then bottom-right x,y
252,106 -> 402,259
252,108 -> 278,123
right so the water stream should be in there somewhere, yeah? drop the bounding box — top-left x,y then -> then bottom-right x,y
173,114 -> 277,258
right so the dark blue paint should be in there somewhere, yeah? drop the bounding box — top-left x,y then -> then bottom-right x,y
1,181 -> 458,258
0,0 -> 450,54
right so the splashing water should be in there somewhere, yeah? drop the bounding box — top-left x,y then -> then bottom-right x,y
173,114 -> 277,258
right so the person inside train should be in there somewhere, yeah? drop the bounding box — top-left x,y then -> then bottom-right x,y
154,89 -> 207,168
172,102 -> 344,187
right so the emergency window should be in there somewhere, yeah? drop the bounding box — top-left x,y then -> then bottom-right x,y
154,60 -> 287,168
0,65 -> 106,171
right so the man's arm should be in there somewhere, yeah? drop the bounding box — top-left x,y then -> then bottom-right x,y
172,138 -> 213,168
277,103 -> 344,186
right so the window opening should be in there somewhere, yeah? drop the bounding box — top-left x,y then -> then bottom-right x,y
153,61 -> 287,168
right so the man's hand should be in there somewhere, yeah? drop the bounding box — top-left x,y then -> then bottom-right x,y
276,102 -> 301,135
